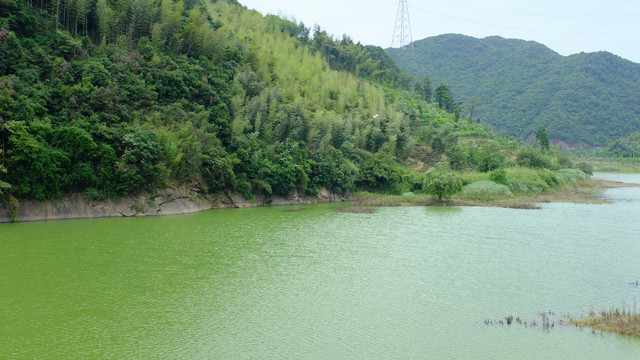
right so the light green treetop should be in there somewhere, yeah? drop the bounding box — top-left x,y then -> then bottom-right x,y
423,161 -> 462,201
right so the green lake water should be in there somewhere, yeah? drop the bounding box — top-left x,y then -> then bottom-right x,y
2,174 -> 640,359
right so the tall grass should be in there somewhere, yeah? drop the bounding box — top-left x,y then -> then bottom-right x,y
570,301 -> 640,337
460,171 -> 490,185
460,180 -> 513,199
502,167 -> 588,194
504,167 -> 550,194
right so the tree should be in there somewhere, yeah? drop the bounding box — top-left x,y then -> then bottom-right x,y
95,0 -> 115,45
75,0 -> 91,37
475,141 -> 506,172
536,125 -> 550,152
5,121 -> 70,200
466,96 -> 479,123
131,0 -> 152,40
423,161 -> 462,201
444,133 -> 468,170
414,76 -> 433,102
310,146 -> 354,194
434,83 -> 454,112
431,135 -> 445,156
358,153 -> 402,192
115,130 -> 165,195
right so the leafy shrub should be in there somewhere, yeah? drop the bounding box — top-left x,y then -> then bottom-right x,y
85,187 -> 106,201
9,195 -> 19,223
576,162 -> 594,176
461,180 -> 513,199
556,153 -> 573,168
475,141 -> 506,172
114,130 -> 166,195
516,147 -> 552,169
237,180 -> 253,200
399,170 -> 424,193
489,169 -> 508,185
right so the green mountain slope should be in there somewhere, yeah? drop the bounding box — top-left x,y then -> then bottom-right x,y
387,34 -> 640,146
0,0 -> 431,201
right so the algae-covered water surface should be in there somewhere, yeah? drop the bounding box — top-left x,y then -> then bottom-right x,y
1,174 -> 640,359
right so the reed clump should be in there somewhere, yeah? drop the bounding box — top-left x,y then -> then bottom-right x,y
570,301 -> 640,337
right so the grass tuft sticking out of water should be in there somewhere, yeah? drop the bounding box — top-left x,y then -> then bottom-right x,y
484,311 -> 556,331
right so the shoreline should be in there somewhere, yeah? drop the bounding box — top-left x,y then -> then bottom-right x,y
0,187 -> 347,224
1,178 -> 636,223
346,178 -> 638,211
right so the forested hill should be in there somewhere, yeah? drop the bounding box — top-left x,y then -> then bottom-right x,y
0,0 -> 444,201
387,34 -> 640,146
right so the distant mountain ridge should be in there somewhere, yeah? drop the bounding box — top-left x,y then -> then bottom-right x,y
386,34 -> 640,146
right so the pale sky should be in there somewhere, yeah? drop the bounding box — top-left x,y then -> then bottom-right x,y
239,0 -> 640,63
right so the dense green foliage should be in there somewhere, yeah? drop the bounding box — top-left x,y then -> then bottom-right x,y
0,1 -> 594,204
605,132 -> 640,158
535,125 -> 550,152
423,161 -> 462,201
387,34 -> 640,146
0,0 -> 425,201
1,0 -> 249,200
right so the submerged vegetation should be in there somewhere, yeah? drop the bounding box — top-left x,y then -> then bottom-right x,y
485,311 -> 556,331
484,301 -> 640,339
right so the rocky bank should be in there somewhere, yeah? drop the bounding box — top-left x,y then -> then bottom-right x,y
0,187 -> 347,223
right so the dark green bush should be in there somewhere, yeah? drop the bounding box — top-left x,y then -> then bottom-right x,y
576,162 -> 594,176
489,169 -> 508,185
517,147 -> 552,169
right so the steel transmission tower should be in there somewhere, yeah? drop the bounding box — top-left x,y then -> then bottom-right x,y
391,0 -> 413,48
